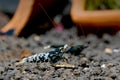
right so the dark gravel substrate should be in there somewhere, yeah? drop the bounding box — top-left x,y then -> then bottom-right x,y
0,27 -> 120,80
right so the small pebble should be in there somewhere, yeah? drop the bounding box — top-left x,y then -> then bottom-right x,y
83,67 -> 90,72
34,35 -> 41,42
104,48 -> 113,55
101,64 -> 106,68
113,49 -> 120,53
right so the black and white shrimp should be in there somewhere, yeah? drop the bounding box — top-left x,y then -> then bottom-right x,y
20,44 -> 68,63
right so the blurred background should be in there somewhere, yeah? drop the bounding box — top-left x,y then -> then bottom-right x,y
0,0 -> 120,37
0,0 -> 72,37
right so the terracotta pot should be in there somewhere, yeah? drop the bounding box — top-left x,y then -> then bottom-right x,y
70,0 -> 120,35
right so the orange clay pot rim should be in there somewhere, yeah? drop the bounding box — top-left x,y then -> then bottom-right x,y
70,0 -> 120,25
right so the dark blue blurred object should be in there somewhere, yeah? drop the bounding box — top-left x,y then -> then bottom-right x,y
67,45 -> 88,55
0,29 -> 14,36
0,0 -> 19,14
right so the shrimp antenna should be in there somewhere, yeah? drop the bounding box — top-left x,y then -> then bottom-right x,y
38,3 -> 57,27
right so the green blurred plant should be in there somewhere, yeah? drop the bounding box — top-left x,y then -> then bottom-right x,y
86,0 -> 120,10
